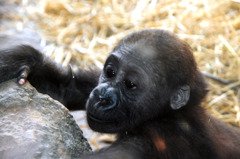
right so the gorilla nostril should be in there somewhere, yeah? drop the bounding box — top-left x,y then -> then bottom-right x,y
94,85 -> 118,110
99,97 -> 113,107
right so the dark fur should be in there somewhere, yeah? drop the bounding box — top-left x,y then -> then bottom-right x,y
84,30 -> 240,159
0,29 -> 239,159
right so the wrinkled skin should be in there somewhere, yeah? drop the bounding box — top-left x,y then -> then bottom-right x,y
1,29 -> 240,159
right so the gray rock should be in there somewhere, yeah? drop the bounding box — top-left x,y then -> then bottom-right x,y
0,79 -> 92,159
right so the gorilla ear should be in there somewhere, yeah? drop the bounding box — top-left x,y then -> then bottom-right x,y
170,85 -> 190,110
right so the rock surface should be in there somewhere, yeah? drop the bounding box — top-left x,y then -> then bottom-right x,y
0,79 -> 92,159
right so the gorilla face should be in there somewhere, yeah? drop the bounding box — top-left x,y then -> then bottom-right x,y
86,45 -> 164,133
86,30 -> 192,133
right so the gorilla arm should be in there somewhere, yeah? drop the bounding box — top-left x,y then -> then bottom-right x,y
0,45 -> 100,110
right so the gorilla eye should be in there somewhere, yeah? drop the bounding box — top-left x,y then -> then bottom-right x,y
105,66 -> 116,78
124,80 -> 137,89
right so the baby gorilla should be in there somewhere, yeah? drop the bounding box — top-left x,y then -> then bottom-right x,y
83,30 -> 240,159
0,29 -> 240,159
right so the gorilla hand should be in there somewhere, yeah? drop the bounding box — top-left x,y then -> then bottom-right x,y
0,45 -> 99,110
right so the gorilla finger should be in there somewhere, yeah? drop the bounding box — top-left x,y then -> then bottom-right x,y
17,66 -> 30,85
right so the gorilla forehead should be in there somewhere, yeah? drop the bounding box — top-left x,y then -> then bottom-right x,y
112,29 -> 181,66
115,29 -> 191,60
110,46 -> 165,82
112,44 -> 158,65
113,29 -> 198,86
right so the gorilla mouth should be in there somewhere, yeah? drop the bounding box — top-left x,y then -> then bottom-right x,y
88,113 -> 116,124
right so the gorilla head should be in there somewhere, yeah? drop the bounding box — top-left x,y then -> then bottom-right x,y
86,29 -> 207,133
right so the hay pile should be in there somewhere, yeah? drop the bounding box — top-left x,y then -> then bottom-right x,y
21,0 -> 240,125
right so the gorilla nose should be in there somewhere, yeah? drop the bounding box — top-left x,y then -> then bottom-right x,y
99,96 -> 113,107
93,84 -> 118,110
98,91 -> 118,110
